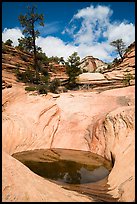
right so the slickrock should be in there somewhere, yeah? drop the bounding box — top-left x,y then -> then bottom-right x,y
2,151 -> 91,202
103,106 -> 135,201
2,84 -> 135,202
76,72 -> 106,82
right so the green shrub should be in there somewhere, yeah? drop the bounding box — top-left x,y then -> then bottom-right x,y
113,57 -> 123,65
2,44 -> 8,53
37,52 -> 49,64
37,84 -> 48,94
83,69 -> 88,73
107,64 -> 112,69
39,75 -> 49,84
122,73 -> 134,86
15,67 -> 35,83
15,67 -> 23,81
16,71 -> 25,82
49,78 -> 60,93
24,70 -> 33,83
15,45 -> 24,51
125,47 -> 131,54
21,55 -> 29,62
65,82 -> 79,90
25,86 -> 37,92
113,58 -> 117,63
5,39 -> 13,46
32,75 -> 41,84
98,69 -> 103,74
40,67 -> 49,77
15,65 -> 50,87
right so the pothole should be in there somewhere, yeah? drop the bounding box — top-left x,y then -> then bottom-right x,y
12,148 -> 112,185
12,148 -> 118,201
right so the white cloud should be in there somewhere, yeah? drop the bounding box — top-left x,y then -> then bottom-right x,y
73,5 -> 112,20
36,36 -> 114,62
2,28 -> 24,46
2,4 -> 135,63
2,27 -> 77,60
36,36 -> 77,60
65,4 -> 135,47
63,4 -> 135,61
64,5 -> 113,45
77,43 -> 114,62
103,22 -> 135,46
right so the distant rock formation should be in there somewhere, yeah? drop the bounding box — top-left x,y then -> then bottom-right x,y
79,56 -> 108,73
77,42 -> 135,91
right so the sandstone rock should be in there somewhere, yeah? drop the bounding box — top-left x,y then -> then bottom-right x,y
2,151 -> 91,202
76,73 -> 106,83
2,41 -> 135,202
103,106 -> 135,202
79,56 -> 107,73
2,85 -> 135,202
104,42 -> 135,82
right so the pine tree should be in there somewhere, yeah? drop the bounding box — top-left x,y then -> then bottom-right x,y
110,39 -> 126,61
18,5 -> 44,72
65,52 -> 81,85
5,39 -> 13,46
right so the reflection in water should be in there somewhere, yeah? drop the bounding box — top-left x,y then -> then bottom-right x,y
78,166 -> 109,183
23,159 -> 109,184
12,149 -> 118,201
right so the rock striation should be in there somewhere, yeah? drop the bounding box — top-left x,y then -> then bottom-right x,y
2,41 -> 135,202
76,72 -> 109,86
104,42 -> 135,81
2,84 -> 135,202
79,56 -> 108,73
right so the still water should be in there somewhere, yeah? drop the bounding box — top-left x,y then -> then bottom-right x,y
12,148 -> 112,185
23,159 -> 110,184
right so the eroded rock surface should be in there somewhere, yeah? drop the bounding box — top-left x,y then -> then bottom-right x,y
104,42 -> 135,81
79,56 -> 108,73
2,84 -> 135,202
76,72 -> 106,83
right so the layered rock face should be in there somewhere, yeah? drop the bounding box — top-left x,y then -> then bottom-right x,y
77,42 -> 135,92
2,45 -> 68,87
2,84 -> 135,202
79,56 -> 108,73
104,42 -> 135,81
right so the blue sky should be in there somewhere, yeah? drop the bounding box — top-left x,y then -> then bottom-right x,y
2,2 -> 135,62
